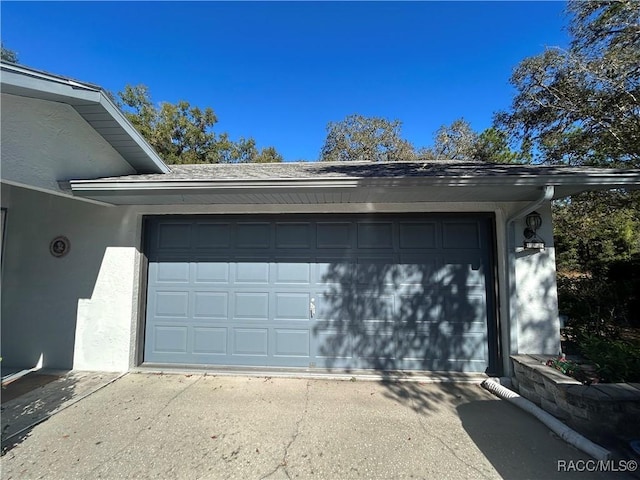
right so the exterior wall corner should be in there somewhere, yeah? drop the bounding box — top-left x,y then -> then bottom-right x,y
512,202 -> 561,356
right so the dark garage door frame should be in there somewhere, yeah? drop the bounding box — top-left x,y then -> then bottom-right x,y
140,213 -> 500,374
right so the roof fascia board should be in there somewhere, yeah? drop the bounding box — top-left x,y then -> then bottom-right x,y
96,92 -> 170,174
68,172 -> 640,194
0,68 -> 102,104
1,62 -> 170,175
1,62 -> 102,89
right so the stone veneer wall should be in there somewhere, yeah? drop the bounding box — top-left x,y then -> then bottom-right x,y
511,355 -> 640,444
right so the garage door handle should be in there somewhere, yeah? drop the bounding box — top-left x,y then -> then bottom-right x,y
310,298 -> 316,318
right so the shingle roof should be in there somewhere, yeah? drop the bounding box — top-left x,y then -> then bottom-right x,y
92,160 -> 633,182
68,160 -> 640,205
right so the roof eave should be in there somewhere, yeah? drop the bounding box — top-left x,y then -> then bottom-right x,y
94,93 -> 171,174
1,62 -> 170,175
68,172 -> 640,193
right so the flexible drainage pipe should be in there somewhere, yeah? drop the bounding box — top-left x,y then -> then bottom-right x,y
482,378 -> 611,461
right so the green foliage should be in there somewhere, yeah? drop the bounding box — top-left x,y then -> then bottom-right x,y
555,191 -> 640,361
254,146 -> 284,163
419,120 -> 523,163
320,114 -> 415,162
118,85 -> 283,164
536,2 -> 640,339
547,357 -> 600,385
474,127 -> 527,164
320,115 -> 522,164
1,43 -> 18,63
555,190 -> 640,328
546,357 -> 585,378
497,0 -> 640,167
553,190 -> 640,275
558,275 -> 626,333
577,334 -> 640,383
422,118 -> 477,161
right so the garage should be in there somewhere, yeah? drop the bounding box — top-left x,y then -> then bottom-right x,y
143,214 -> 497,373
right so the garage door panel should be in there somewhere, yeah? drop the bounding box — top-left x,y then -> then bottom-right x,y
395,258 -> 441,287
441,330 -> 485,358
157,223 -> 191,250
442,221 -> 481,249
464,265 -> 486,287
423,331 -> 486,356
233,293 -> 269,320
232,328 -> 269,356
438,267 -> 486,290
399,222 -> 437,249
194,223 -> 231,249
235,262 -> 270,284
276,223 -> 312,249
418,321 -> 487,338
397,294 -> 442,322
357,222 -> 393,249
358,294 -> 394,320
356,258 -> 397,286
354,332 -> 396,360
194,262 -> 230,283
406,319 -> 487,335
275,293 -> 310,320
397,334 -> 435,362
457,333 -> 489,359
314,329 -> 353,359
275,263 -> 311,284
442,293 -> 486,323
144,215 -> 496,372
193,327 -> 227,354
236,223 -> 271,248
315,293 -> 348,320
153,291 -> 189,318
153,326 -> 188,354
193,292 -> 228,320
273,329 -> 310,357
317,222 -> 352,249
154,262 -> 190,283
399,324 -> 481,360
460,321 -> 488,334
315,260 -> 355,285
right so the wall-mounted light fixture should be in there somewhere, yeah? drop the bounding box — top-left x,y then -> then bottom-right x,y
523,211 -> 545,250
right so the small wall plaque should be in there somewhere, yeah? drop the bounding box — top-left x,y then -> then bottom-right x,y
50,236 -> 70,257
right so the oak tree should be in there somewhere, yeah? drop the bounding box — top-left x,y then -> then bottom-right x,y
497,0 -> 640,167
320,114 -> 416,162
118,85 -> 282,164
1,43 -> 17,63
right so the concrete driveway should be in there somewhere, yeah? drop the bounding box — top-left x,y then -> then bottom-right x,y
1,373 -> 623,479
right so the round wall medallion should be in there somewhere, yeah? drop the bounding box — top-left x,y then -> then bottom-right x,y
50,236 -> 70,257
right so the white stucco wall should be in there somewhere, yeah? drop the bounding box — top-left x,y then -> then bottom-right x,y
0,184 -> 139,371
1,186 -> 561,373
0,94 -> 135,193
73,246 -> 138,371
511,202 -> 561,356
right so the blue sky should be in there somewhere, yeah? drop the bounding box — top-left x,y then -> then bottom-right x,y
1,1 -> 570,161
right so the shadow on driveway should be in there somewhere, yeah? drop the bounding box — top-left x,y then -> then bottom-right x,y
0,374 -> 629,479
457,399 -> 633,480
1,370 -> 120,455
